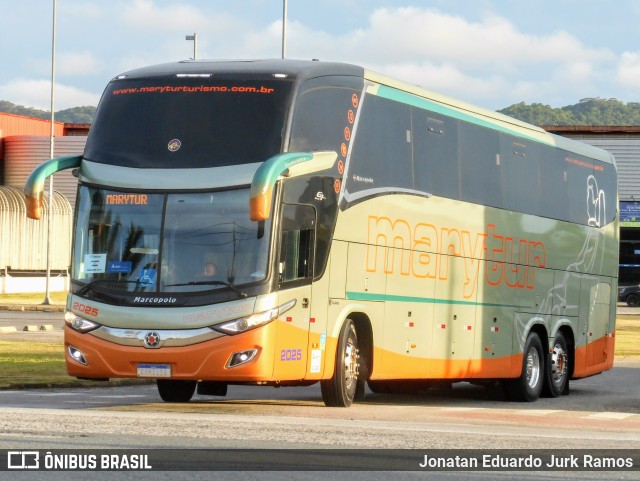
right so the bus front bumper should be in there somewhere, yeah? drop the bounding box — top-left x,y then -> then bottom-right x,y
64,323 -> 276,382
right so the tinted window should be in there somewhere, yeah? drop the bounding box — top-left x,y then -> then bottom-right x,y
459,121 -> 502,208
279,204 -> 315,284
559,153 -> 617,226
347,94 -> 413,195
539,148 -> 569,221
341,89 -> 616,227
289,77 -> 361,154
71,187 -> 271,296
412,110 -> 460,199
283,175 -> 339,279
85,77 -> 292,168
500,135 -> 540,215
594,161 -> 617,225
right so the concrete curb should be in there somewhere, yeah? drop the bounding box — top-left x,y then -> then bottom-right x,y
0,325 -> 61,333
0,304 -> 65,312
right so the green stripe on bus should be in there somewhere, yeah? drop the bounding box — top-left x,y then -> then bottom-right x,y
346,291 -> 529,309
374,85 -> 552,146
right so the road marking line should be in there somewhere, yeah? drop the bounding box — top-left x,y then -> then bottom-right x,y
586,412 -> 636,420
439,407 -> 484,411
515,409 -> 563,416
63,401 -> 111,404
23,392 -> 79,396
90,395 -> 148,399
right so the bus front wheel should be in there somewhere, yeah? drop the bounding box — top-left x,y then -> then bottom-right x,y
321,319 -> 362,407
503,331 -> 544,402
157,379 -> 197,403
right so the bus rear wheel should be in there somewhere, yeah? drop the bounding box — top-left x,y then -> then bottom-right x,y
157,379 -> 197,403
542,331 -> 569,397
321,319 -> 361,407
503,331 -> 544,402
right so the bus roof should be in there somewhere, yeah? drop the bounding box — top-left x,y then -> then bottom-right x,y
113,59 -> 364,84
111,59 -> 614,166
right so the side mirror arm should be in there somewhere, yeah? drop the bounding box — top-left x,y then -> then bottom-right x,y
249,151 -> 337,221
24,155 -> 82,220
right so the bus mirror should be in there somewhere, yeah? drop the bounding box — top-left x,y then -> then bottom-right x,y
249,151 -> 337,221
24,155 -> 82,220
26,193 -> 45,220
249,152 -> 313,221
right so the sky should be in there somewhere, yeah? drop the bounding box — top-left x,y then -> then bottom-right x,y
1,0 -> 640,112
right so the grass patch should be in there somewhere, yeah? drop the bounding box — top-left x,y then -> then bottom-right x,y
0,341 -> 69,387
614,317 -> 640,360
0,292 -> 67,304
0,341 -> 149,389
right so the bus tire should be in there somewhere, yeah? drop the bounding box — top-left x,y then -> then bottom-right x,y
542,331 -> 569,398
157,379 -> 197,403
321,319 -> 361,407
626,293 -> 640,307
504,331 -> 544,402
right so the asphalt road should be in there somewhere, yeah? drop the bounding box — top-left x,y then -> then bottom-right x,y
1,376 -> 639,480
1,309 -> 639,480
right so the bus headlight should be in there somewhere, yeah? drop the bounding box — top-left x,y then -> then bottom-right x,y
212,299 -> 296,336
65,311 -> 100,333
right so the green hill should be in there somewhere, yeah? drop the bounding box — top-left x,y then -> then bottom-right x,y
0,100 -> 96,123
498,98 -> 640,126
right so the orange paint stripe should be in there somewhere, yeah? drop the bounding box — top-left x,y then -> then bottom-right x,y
573,335 -> 615,379
372,347 -> 520,380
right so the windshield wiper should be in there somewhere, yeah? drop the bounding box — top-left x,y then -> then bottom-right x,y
165,280 -> 248,298
75,279 -> 145,297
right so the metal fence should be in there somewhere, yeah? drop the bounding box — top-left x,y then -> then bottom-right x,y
0,185 -> 72,271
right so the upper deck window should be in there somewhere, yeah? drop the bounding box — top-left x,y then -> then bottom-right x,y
84,77 -> 293,169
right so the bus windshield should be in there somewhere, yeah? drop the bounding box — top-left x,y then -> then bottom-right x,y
84,77 -> 292,169
72,186 -> 270,295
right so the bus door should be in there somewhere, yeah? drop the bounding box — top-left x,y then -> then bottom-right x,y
273,203 -> 316,380
582,277 -> 612,367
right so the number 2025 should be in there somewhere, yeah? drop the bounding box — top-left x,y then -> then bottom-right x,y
280,349 -> 302,361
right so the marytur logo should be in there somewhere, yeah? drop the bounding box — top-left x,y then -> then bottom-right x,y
366,216 -> 547,299
7,451 -> 39,469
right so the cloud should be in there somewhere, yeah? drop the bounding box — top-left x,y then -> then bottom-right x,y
1,3 -> 625,110
278,6 -> 616,107
58,51 -> 102,77
59,1 -> 105,20
0,79 -> 101,111
119,0 -> 239,34
616,52 -> 640,89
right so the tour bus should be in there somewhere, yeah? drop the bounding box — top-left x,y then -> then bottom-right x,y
25,59 -> 618,407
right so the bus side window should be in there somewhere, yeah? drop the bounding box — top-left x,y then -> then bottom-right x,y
279,204 -> 315,284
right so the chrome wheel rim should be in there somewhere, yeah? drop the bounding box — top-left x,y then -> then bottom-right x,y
525,346 -> 541,389
344,335 -> 359,392
550,343 -> 568,387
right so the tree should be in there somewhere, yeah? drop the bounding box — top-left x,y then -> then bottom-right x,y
0,100 -> 96,123
498,98 -> 640,126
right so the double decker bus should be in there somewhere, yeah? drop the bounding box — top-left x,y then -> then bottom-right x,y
25,60 -> 618,406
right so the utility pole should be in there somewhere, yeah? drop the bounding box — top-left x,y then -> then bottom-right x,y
186,33 -> 198,60
43,0 -> 57,305
282,0 -> 288,59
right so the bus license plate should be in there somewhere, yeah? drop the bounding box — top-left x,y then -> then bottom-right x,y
137,364 -> 171,378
